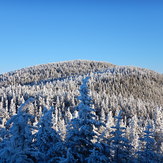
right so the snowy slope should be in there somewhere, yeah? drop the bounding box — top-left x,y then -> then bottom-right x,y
0,60 -> 163,157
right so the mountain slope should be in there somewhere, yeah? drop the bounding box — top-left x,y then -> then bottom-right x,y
0,60 -> 115,87
0,60 -> 162,115
0,60 -> 163,152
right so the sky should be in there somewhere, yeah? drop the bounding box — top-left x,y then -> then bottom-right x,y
0,0 -> 163,74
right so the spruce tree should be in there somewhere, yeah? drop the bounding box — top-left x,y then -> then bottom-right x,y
110,110 -> 133,163
138,123 -> 161,163
0,98 -> 43,163
65,77 -> 102,162
58,148 -> 76,163
35,107 -> 63,162
86,142 -> 110,163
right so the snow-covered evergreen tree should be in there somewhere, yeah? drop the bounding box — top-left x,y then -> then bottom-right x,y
65,77 -> 102,162
0,98 -> 43,163
86,140 -> 110,163
86,146 -> 108,163
138,123 -> 162,163
105,111 -> 115,137
58,148 -> 76,163
110,110 -> 133,163
126,115 -> 139,155
35,107 -> 63,162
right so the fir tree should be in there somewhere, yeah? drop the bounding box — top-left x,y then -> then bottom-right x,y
110,110 -> 133,163
65,77 -> 102,162
35,107 -> 63,162
0,98 -> 43,163
58,148 -> 76,163
138,123 -> 161,163
86,142 -> 110,163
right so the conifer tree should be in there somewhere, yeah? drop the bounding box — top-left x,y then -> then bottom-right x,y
110,110 -> 133,163
86,147 -> 108,163
127,115 -> 139,154
86,140 -> 110,163
58,148 -> 76,163
138,123 -> 161,163
0,98 -> 43,163
35,107 -> 63,162
65,77 -> 102,162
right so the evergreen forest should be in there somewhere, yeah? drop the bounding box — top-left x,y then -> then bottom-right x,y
0,60 -> 162,162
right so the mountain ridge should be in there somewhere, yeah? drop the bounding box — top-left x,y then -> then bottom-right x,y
0,60 -> 162,87
1,60 -> 162,76
0,60 -> 115,86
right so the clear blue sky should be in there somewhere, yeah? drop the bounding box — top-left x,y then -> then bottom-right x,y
0,0 -> 163,74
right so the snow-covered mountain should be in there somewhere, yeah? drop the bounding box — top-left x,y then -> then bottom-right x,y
0,60 -> 115,87
0,60 -> 163,119
0,60 -> 162,111
0,60 -> 163,161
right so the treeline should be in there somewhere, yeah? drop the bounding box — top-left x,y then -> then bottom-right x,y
0,78 -> 162,162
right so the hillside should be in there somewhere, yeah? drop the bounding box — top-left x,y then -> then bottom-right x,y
0,60 -> 115,87
0,60 -> 163,155
0,60 -> 162,117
